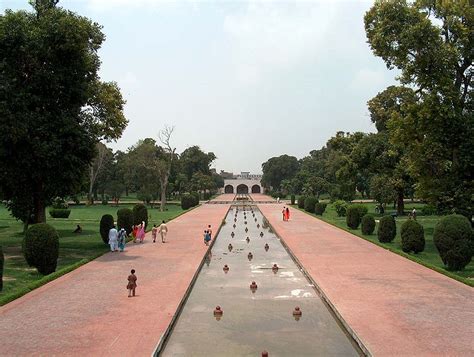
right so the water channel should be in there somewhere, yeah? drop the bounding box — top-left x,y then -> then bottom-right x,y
159,203 -> 362,356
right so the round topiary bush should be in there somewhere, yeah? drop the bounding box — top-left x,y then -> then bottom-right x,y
49,208 -> 71,218
401,220 -> 425,253
314,203 -> 327,215
346,206 -> 361,229
133,203 -> 148,229
100,214 -> 115,244
181,194 -> 195,210
355,205 -> 368,218
304,196 -> 318,213
361,214 -> 376,235
22,224 -> 59,275
0,246 -> 4,292
297,196 -> 306,209
190,192 -> 200,206
290,195 -> 295,205
117,208 -> 134,234
334,200 -> 348,217
377,215 -> 396,243
433,214 -> 473,271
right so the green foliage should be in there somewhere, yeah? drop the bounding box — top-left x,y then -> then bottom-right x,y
401,220 -> 425,254
290,195 -> 295,205
377,216 -> 396,243
99,214 -> 114,244
333,200 -> 348,217
314,203 -> 327,215
132,203 -> 148,228
261,155 -> 300,191
49,209 -> 71,218
117,208 -> 133,234
22,224 -> 59,275
433,215 -> 473,271
0,4 -> 127,224
51,197 -> 68,209
361,214 -> 376,235
346,206 -> 361,229
297,196 -> 305,209
190,192 -> 200,206
179,146 -> 216,180
421,205 -> 437,216
304,196 -> 318,213
370,175 -> 394,205
181,194 -> 196,210
0,246 -> 3,291
101,198 -> 108,205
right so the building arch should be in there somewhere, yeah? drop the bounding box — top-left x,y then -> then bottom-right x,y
251,184 -> 261,193
236,184 -> 249,194
224,185 -> 234,194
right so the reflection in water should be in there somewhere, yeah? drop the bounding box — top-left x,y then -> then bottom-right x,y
160,206 -> 361,356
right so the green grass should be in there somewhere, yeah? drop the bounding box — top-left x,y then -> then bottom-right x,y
0,203 -> 186,305
294,202 -> 473,287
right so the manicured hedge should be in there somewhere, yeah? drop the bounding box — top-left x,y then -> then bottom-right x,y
355,204 -> 368,218
0,246 -> 4,291
290,195 -> 295,205
297,196 -> 306,209
304,196 -> 318,213
133,203 -> 148,229
49,209 -> 71,218
346,206 -> 361,229
100,214 -> 114,245
23,224 -> 59,275
117,208 -> 134,234
433,215 -> 473,271
334,200 -> 348,217
314,203 -> 327,215
377,215 -> 396,243
361,214 -> 375,235
181,194 -> 196,210
401,220 -> 425,253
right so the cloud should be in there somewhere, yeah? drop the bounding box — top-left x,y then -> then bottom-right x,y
223,2 -> 338,85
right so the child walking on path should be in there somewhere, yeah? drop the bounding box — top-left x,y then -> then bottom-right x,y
127,269 -> 137,297
152,224 -> 158,243
204,230 -> 211,246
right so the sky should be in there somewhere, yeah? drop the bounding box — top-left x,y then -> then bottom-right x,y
1,0 -> 397,174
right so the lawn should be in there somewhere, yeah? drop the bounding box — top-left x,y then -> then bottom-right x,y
294,202 -> 473,287
0,203 -> 186,305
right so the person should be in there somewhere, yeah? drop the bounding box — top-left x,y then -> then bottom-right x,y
132,225 -> 138,243
152,224 -> 158,243
277,197 -> 280,203
73,224 -> 82,234
118,228 -> 127,252
108,225 -> 119,252
158,220 -> 168,243
412,208 -> 417,220
286,207 -> 290,221
127,269 -> 137,297
207,225 -> 213,239
204,230 -> 211,246
282,207 -> 287,221
137,222 -> 145,243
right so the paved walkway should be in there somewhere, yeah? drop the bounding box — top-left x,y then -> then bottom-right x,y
259,204 -> 474,356
0,204 -> 229,356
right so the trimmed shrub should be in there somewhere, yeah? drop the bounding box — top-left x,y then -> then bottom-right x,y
356,205 -> 368,218
22,224 -> 59,275
49,209 -> 71,218
290,195 -> 295,205
133,203 -> 148,229
433,214 -> 473,271
420,205 -> 436,216
0,246 -> 4,291
401,220 -> 425,253
304,196 -> 318,213
190,192 -> 200,206
314,203 -> 327,215
334,200 -> 348,217
181,194 -> 195,210
203,192 -> 211,200
361,214 -> 376,235
297,196 -> 306,209
117,208 -> 134,234
346,206 -> 361,229
378,215 -> 396,243
102,198 -> 108,205
100,214 -> 115,244
52,197 -> 68,209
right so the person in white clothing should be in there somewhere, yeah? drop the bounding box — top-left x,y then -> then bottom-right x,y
108,225 -> 119,252
158,220 -> 168,243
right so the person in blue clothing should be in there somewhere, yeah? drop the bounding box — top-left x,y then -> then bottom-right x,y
203,230 -> 211,246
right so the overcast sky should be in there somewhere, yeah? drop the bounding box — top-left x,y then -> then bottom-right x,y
1,0 -> 397,174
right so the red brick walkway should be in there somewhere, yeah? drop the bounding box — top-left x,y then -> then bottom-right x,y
259,204 -> 474,356
0,204 -> 229,356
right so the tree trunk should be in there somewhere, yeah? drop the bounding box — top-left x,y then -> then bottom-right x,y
397,190 -> 405,216
160,175 -> 168,212
33,182 -> 46,223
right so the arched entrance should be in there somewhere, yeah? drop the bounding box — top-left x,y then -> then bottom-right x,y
236,184 -> 249,194
251,185 -> 261,193
224,185 -> 234,194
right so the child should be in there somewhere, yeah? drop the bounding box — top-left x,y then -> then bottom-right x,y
132,225 -> 138,243
118,228 -> 127,252
127,269 -> 137,297
152,224 -> 158,243
204,230 -> 211,246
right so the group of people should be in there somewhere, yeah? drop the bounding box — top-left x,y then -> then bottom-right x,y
282,206 -> 291,221
203,224 -> 213,245
107,220 -> 169,252
151,220 -> 168,243
108,225 -> 128,252
132,222 -> 146,243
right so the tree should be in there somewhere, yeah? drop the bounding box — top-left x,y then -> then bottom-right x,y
0,2 -> 127,224
88,143 -> 113,204
303,176 -> 329,199
157,126 -> 176,212
370,175 -> 394,207
179,146 -> 216,181
261,155 -> 300,191
365,0 -> 473,217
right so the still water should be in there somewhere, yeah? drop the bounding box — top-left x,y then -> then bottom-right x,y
160,205 -> 361,356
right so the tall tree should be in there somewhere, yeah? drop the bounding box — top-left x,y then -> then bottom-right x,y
157,126 -> 176,212
365,0 -> 473,215
179,146 -> 216,180
0,2 -> 127,224
261,155 -> 300,191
